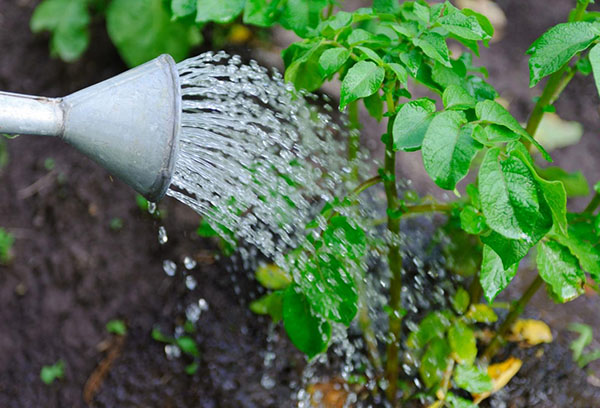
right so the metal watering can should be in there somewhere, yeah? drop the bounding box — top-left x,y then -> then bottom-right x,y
0,54 -> 180,202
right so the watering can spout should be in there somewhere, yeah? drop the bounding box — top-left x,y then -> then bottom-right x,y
0,54 -> 181,202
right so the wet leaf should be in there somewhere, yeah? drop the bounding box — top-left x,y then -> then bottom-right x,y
527,22 -> 599,87
591,43 -> 600,99
465,303 -> 498,324
106,319 -> 127,336
438,7 -> 490,42
551,217 -> 600,282
363,92 -> 384,122
537,241 -> 585,303
443,84 -> 477,110
283,285 -> 331,359
413,32 -> 451,67
340,61 -> 385,109
460,205 -> 487,235
171,0 -> 196,18
449,321 -> 477,365
195,0 -> 245,23
387,62 -> 408,86
509,319 -> 553,345
473,357 -> 522,403
284,42 -> 328,92
407,311 -> 452,349
249,291 -> 284,323
392,98 -> 437,152
422,112 -> 482,190
319,48 -> 351,78
420,337 -> 451,388
452,287 -> 470,315
255,263 -> 292,290
454,364 -> 493,393
480,245 -> 518,303
446,392 -> 477,408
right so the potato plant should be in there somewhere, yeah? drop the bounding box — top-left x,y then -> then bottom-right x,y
32,0 -> 600,405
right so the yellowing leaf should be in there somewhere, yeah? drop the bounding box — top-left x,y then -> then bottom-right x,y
473,357 -> 522,403
307,378 -> 349,408
508,319 -> 553,346
255,263 -> 292,290
534,113 -> 583,152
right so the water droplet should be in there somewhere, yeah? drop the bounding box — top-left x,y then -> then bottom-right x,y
198,298 -> 209,311
164,344 -> 181,359
158,226 -> 168,244
185,275 -> 197,290
148,202 -> 157,214
184,256 -> 197,270
260,373 -> 276,390
163,260 -> 176,276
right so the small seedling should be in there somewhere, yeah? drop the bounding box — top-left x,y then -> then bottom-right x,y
109,217 -> 124,231
44,157 -> 55,171
151,326 -> 201,375
0,228 -> 15,264
40,360 -> 65,385
569,323 -> 600,368
106,319 -> 127,335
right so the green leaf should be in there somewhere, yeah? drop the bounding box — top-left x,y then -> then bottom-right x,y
279,0 -> 328,37
480,125 -> 520,144
481,231 -> 535,270
284,42 -> 327,91
478,148 -> 546,240
176,336 -> 200,357
392,98 -> 436,151
283,285 -> 331,358
339,61 -> 385,109
255,263 -> 292,289
107,0 -> 201,67
249,291 -> 284,322
413,31 -> 451,67
387,62 -> 408,86
406,311 -> 452,349
527,22 -> 599,87
568,323 -> 593,361
446,392 -> 478,408
356,46 -> 384,65
443,84 -> 477,110
420,337 -> 451,388
422,112 -> 482,190
298,255 -> 358,325
432,60 -> 466,88
452,287 -> 470,315
363,92 -> 384,121
460,205 -> 487,235
318,47 -> 351,78
30,0 -> 91,62
537,241 -> 585,303
453,364 -> 493,393
449,321 -> 477,365
438,8 -> 490,42
373,0 -> 399,14
151,327 -> 173,343
508,143 -> 568,236
172,0 -> 197,18
552,220 -> 600,281
40,360 -> 65,385
536,167 -> 589,197
589,43 -> 600,98
0,228 -> 15,264
462,8 -> 494,40
195,0 -> 245,23
243,0 -> 281,26
106,319 -> 127,336
476,100 -> 551,161
466,303 -> 498,323
480,245 -> 518,303
185,362 -> 199,375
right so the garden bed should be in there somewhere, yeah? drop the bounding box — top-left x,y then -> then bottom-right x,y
0,0 -> 599,407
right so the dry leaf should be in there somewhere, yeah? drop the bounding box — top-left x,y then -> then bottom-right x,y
473,357 -> 523,403
307,378 -> 350,408
507,319 -> 553,346
534,113 -> 583,152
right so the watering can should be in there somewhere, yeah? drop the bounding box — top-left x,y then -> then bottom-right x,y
0,54 -> 180,202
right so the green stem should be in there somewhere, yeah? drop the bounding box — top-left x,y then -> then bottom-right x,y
350,176 -> 382,198
402,203 -> 452,215
481,275 -> 544,362
348,100 -> 361,182
468,275 -> 483,307
525,0 -> 589,141
382,93 -> 403,404
584,192 -> 600,214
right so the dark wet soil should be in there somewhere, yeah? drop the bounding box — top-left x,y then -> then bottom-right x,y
0,0 -> 599,407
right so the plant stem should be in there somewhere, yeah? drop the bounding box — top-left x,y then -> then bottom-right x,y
348,101 -> 362,182
402,203 -> 452,215
584,192 -> 600,214
525,0 -> 590,140
382,93 -> 403,404
481,275 -> 544,362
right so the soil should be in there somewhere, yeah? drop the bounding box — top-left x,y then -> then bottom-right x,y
0,0 -> 599,407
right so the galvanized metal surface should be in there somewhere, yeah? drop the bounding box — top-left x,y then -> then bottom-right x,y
0,54 -> 181,202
